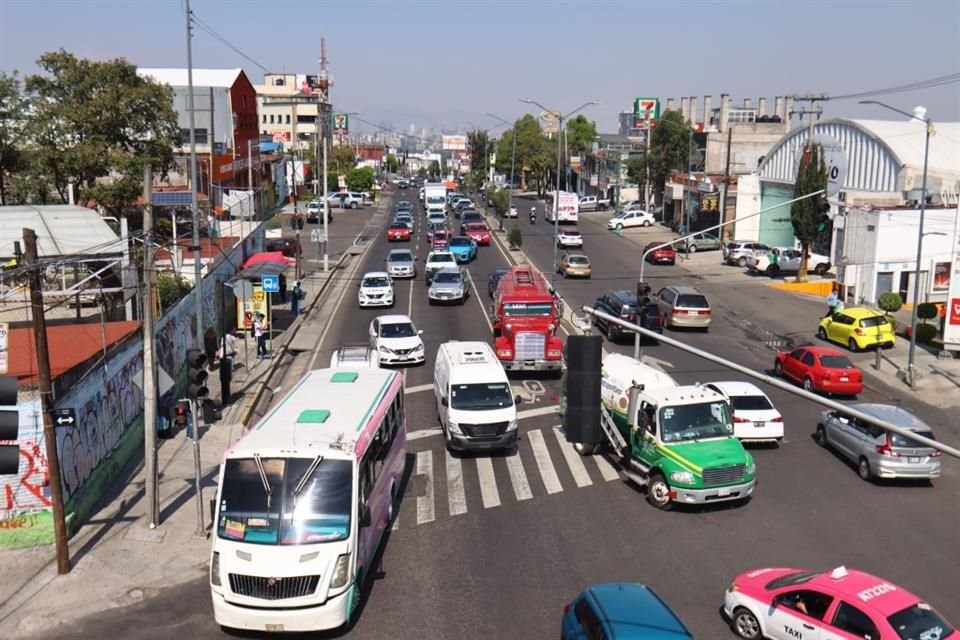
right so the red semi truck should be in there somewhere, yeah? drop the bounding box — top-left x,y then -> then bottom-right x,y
492,265 -> 564,372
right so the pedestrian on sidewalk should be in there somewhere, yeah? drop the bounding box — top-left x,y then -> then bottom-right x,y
824,287 -> 842,318
254,313 -> 269,358
291,280 -> 305,315
279,273 -> 288,303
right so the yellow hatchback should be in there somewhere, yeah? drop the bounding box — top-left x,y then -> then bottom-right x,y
818,306 -> 896,352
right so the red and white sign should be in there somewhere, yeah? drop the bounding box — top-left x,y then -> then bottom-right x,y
944,203 -> 960,349
948,298 -> 960,326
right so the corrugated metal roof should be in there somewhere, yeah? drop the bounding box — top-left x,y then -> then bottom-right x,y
137,67 -> 243,89
758,118 -> 960,193
0,205 -> 123,260
8,321 -> 139,383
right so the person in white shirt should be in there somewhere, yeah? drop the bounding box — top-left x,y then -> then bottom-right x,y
253,314 -> 268,358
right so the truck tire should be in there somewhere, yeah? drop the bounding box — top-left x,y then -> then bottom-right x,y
646,473 -> 672,510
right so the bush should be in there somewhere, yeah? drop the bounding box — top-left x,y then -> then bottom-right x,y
915,323 -> 937,344
917,302 -> 939,321
507,224 -> 522,250
877,292 -> 903,313
157,271 -> 194,311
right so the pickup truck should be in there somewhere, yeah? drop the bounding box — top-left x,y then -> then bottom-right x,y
578,195 -> 611,212
747,246 -> 832,277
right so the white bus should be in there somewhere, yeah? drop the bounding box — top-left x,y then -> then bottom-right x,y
210,367 -> 406,633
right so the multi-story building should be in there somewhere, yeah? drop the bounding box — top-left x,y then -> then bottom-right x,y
255,73 -> 331,153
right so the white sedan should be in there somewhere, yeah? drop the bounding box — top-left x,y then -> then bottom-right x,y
506,206 -> 519,218
705,381 -> 783,444
607,209 -> 655,230
357,272 -> 394,308
556,228 -> 583,248
368,315 -> 425,365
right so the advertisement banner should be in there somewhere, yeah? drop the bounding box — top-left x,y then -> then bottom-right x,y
214,154 -> 235,181
236,284 -> 270,331
558,191 -> 579,218
944,203 -> 960,349
700,192 -> 720,212
442,135 -> 467,151
933,261 -> 950,291
270,130 -> 291,142
634,98 -> 660,126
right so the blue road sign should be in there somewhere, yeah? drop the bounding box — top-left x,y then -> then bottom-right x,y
261,274 -> 280,293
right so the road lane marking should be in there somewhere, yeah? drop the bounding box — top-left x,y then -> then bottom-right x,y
527,429 -> 563,495
552,426 -> 593,488
505,450 -> 533,501
517,405 -> 559,420
465,268 -> 494,332
475,456 -> 501,509
593,454 -> 620,482
405,383 -> 433,395
416,450 -> 435,525
408,427 -> 442,441
445,451 -> 467,516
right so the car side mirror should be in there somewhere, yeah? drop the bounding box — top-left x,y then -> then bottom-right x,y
418,329 -> 424,335
359,502 -> 371,528
441,397 -> 448,407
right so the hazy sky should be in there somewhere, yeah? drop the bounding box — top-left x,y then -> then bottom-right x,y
2,0 -> 959,134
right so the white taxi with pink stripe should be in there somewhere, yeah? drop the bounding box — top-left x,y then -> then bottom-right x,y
723,565 -> 955,640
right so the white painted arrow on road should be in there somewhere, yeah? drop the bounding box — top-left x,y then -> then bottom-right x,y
642,354 -> 675,371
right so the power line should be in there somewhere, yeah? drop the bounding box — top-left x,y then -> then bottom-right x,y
826,71 -> 960,102
189,11 -> 269,73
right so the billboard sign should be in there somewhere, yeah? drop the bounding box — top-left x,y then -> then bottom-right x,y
558,191 -> 579,218
634,98 -> 660,128
442,135 -> 467,151
270,130 -> 291,142
333,114 -> 349,135
944,203 -> 960,349
237,283 -> 270,331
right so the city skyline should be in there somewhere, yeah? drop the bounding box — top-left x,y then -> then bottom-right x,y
2,0 -> 959,133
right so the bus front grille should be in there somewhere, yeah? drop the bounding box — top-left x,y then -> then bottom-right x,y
229,573 -> 321,600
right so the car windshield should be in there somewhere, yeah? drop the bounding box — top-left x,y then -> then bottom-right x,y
450,383 -> 514,410
568,256 -> 590,265
217,457 -> 352,545
677,294 -> 709,308
381,322 -> 417,338
859,315 -> 890,328
428,254 -> 453,263
819,354 -> 854,369
890,430 -> 935,448
561,230 -> 580,236
731,395 -> 774,411
388,252 -> 413,262
362,277 -> 390,288
659,401 -> 733,443
503,302 -> 553,317
432,271 -> 462,284
450,237 -> 470,246
887,603 -> 954,640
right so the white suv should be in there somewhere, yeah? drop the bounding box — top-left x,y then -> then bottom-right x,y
608,209 -> 654,230
724,240 -> 771,267
424,250 -> 458,284
358,272 -> 394,308
557,228 -> 583,248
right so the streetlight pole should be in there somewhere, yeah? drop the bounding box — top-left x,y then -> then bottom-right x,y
487,113 -> 519,232
520,99 -> 598,285
860,101 -> 932,389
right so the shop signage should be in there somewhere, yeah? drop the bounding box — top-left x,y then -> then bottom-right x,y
943,204 -> 960,349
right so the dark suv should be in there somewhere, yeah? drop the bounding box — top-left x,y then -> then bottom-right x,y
265,238 -> 301,258
592,290 -> 663,342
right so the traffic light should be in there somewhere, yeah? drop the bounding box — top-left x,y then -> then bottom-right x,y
636,281 -> 651,305
171,401 -> 191,430
815,197 -> 832,233
186,348 -> 209,400
0,376 -> 19,475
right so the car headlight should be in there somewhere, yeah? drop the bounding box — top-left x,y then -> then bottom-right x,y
379,345 -> 393,354
746,456 -> 756,476
330,553 -> 351,589
448,421 -> 463,435
506,419 -> 518,432
413,343 -> 424,352
210,551 -> 221,586
670,470 -> 696,485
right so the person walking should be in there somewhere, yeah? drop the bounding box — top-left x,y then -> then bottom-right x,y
824,288 -> 841,318
254,313 -> 268,358
291,280 -> 304,315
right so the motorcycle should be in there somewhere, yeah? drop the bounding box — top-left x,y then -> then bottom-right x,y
529,210 -> 537,224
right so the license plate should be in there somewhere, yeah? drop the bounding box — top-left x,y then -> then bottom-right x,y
754,421 -> 765,428
908,456 -> 921,463
840,376 -> 849,382
688,311 -> 699,316
266,624 -> 285,632
717,488 -> 731,497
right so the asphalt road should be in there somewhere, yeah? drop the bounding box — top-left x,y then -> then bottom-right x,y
41,188 -> 959,640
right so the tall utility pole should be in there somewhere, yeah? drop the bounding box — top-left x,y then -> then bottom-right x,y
184,0 -> 205,537
23,228 -> 70,574
643,114 -> 652,209
142,166 -> 159,527
719,126 -> 733,241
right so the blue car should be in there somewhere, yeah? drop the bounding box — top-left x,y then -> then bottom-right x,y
561,583 -> 693,639
447,236 -> 477,263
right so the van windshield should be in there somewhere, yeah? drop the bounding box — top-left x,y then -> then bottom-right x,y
450,383 -> 514,410
502,302 -> 553,317
659,401 -> 733,442
217,458 -> 352,545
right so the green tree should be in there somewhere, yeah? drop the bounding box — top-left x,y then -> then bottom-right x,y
156,271 -> 193,310
564,114 -> 597,156
494,114 -> 551,194
23,50 -> 180,213
790,143 -> 828,282
428,160 -> 441,179
417,167 -> 427,178
640,110 -> 694,203
489,187 -> 509,216
385,153 -> 399,173
0,71 -> 28,205
346,165 -> 375,192
467,129 -> 491,178
330,143 -> 356,175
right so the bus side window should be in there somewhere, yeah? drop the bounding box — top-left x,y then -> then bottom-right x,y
359,459 -> 373,503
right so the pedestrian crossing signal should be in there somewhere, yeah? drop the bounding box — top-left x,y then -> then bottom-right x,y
171,401 -> 191,429
186,348 -> 209,400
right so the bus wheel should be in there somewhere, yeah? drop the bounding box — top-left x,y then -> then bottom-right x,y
646,473 -> 673,510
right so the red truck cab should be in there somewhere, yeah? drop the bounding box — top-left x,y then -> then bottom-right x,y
492,266 -> 564,372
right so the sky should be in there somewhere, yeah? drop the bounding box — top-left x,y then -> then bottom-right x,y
2,0 -> 959,135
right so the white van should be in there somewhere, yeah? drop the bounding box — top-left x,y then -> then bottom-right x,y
434,341 -> 519,452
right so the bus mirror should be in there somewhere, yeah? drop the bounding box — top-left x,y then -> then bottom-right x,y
359,503 -> 371,528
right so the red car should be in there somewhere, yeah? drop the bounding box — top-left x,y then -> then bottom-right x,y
643,242 -> 676,265
774,345 -> 863,396
431,229 -> 451,249
463,222 -> 490,246
387,223 -> 411,242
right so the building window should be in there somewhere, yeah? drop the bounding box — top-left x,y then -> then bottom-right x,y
262,114 -> 267,124
270,114 -> 275,124
297,114 -> 316,124
179,128 -> 208,144
274,77 -> 284,86
286,114 -> 291,124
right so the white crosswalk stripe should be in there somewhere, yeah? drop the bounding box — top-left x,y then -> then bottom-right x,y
505,451 -> 533,501
416,450 -> 435,525
527,429 -> 563,495
552,426 -> 593,488
445,451 -> 467,516
475,456 -> 501,509
592,453 -> 621,482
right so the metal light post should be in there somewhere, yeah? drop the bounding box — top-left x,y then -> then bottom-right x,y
860,101 -> 932,389
520,99 -> 599,284
487,113 -> 519,231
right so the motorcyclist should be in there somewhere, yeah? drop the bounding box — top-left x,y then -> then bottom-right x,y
529,207 -> 537,223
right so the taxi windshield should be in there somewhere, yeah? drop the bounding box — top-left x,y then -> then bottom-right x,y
658,401 -> 733,443
887,604 -> 954,640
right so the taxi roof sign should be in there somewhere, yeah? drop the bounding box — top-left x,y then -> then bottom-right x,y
830,566 -> 849,580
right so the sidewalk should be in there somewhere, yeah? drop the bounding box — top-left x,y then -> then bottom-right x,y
0,197 -> 387,638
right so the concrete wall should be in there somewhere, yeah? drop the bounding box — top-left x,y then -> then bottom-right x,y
705,123 -> 791,175
733,174 -> 762,241
0,397 -> 52,548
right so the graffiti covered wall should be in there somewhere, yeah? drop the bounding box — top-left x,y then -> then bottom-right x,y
0,399 -> 54,548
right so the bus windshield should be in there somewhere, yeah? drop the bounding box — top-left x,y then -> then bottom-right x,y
659,401 -> 733,443
502,302 -> 553,317
217,457 -> 353,545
